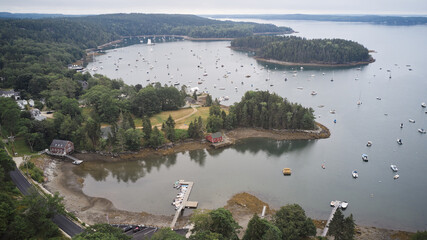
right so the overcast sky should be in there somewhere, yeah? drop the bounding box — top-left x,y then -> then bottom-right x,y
1,0 -> 427,15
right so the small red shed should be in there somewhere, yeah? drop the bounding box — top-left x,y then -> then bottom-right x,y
206,132 -> 223,143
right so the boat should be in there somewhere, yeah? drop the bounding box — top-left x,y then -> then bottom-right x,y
174,82 -> 180,86
321,164 -> 325,169
362,154 -> 368,161
418,128 -> 426,134
330,110 -> 336,114
390,165 -> 398,172
366,141 -> 372,147
357,100 -> 362,105
393,174 -> 399,179
282,168 -> 292,175
311,91 -> 317,96
72,160 -> 83,165
352,170 -> 359,178
376,97 -> 382,100
400,123 -> 404,128
147,39 -> 154,45
340,201 -> 349,209
422,102 -> 426,108
397,139 -> 403,145
409,119 -> 415,123
330,201 -> 336,207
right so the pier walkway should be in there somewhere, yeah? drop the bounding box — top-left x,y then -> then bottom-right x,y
321,200 -> 342,237
170,181 -> 198,229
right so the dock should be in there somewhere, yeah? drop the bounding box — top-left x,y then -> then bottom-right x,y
170,181 -> 198,229
321,200 -> 342,237
45,150 -> 83,164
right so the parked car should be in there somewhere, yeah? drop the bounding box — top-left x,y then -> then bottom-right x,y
122,225 -> 133,232
133,226 -> 141,233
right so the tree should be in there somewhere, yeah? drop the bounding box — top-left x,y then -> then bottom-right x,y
25,132 -> 43,152
85,117 -> 101,148
164,115 -> 176,142
327,209 -> 355,240
73,223 -> 131,240
411,231 -> 427,240
272,204 -> 316,240
243,214 -> 282,240
205,94 -> 213,107
206,115 -> 223,133
124,128 -> 141,151
149,126 -> 164,148
191,208 -> 241,240
151,228 -> 186,240
142,116 -> 152,141
0,98 -> 22,136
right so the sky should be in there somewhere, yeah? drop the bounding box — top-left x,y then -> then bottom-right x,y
1,0 -> 427,16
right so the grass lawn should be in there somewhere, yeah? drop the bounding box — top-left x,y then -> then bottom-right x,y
149,107 -> 195,126
8,137 -> 33,156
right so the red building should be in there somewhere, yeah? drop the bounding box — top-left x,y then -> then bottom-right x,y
206,132 -> 223,143
50,139 -> 74,155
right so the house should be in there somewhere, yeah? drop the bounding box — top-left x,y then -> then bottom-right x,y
29,108 -> 46,121
184,96 -> 196,104
0,89 -> 20,100
206,132 -> 223,143
50,140 -> 74,155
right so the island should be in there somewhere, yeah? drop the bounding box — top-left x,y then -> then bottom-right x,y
231,35 -> 375,67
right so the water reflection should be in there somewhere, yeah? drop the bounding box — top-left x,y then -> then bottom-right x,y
232,138 -> 314,157
188,149 -> 207,166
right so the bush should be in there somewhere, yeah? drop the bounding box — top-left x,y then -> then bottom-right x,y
20,161 -> 44,183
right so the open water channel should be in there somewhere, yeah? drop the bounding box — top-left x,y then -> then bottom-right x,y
83,19 -> 427,231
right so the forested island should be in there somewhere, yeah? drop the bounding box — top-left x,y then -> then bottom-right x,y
231,35 -> 374,66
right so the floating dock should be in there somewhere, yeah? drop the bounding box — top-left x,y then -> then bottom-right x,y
170,180 -> 198,229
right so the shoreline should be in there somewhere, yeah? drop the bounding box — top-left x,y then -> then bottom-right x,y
41,125 -> 414,238
254,57 -> 375,67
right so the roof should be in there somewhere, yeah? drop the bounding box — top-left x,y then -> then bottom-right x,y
211,132 -> 222,139
50,139 -> 71,148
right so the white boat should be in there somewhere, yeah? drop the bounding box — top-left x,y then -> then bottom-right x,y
418,128 -> 426,134
329,110 -> 336,114
390,165 -> 398,172
340,201 -> 349,209
147,39 -> 154,45
393,174 -> 399,179
422,102 -> 426,108
72,160 -> 83,165
311,91 -> 317,96
366,141 -> 372,147
409,119 -> 415,123
174,82 -> 180,85
362,154 -> 368,161
376,97 -> 382,100
397,138 -> 403,145
330,201 -> 336,207
352,170 -> 359,178
400,123 -> 404,128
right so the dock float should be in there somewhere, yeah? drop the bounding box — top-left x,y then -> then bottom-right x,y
170,180 -> 198,229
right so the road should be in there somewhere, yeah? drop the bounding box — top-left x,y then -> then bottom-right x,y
9,167 -> 84,237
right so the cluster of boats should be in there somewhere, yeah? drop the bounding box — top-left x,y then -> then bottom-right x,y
172,181 -> 188,210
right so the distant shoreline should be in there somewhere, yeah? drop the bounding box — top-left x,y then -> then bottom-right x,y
254,57 -> 375,67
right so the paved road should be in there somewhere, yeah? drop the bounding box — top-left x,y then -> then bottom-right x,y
9,167 -> 83,237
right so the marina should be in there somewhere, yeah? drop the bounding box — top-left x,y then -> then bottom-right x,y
170,180 -> 198,229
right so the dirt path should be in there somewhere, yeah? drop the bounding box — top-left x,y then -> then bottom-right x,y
136,106 -> 198,129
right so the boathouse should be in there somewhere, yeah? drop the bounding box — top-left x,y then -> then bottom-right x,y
206,132 -> 223,143
50,139 -> 74,155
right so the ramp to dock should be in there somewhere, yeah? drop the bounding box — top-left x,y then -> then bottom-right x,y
321,200 -> 341,237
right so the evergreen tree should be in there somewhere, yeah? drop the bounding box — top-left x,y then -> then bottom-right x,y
243,214 -> 282,240
149,126 -> 164,148
272,204 -> 316,240
328,209 -> 355,240
205,94 -> 213,107
142,116 -> 152,141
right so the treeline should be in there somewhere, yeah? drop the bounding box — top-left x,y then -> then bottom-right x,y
0,14 -> 291,96
231,35 -> 372,64
228,91 -> 316,130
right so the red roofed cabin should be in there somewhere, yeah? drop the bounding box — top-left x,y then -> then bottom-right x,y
50,139 -> 74,155
206,132 -> 223,143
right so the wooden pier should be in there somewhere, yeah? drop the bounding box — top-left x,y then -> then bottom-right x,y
170,181 -> 198,229
321,200 -> 342,237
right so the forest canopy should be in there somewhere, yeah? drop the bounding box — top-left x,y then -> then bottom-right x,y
231,35 -> 373,65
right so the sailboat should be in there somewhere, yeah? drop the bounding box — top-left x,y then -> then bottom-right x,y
147,39 -> 155,45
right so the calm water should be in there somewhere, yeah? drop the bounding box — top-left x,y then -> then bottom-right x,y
84,20 -> 427,231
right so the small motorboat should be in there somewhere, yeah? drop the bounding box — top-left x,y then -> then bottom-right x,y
340,201 -> 349,209
393,174 -> 399,179
418,128 -> 426,134
376,97 -> 382,100
330,201 -> 336,207
362,154 -> 368,162
390,165 -> 398,172
321,164 -> 325,169
400,123 -> 404,128
397,139 -> 403,145
366,141 -> 372,147
330,110 -> 336,114
352,170 -> 359,178
282,168 -> 292,175
422,102 -> 426,108
311,91 -> 317,96
409,119 -> 415,123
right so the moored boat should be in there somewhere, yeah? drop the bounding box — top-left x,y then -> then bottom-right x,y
390,165 -> 398,172
282,168 -> 292,175
340,201 -> 349,209
362,154 -> 368,161
352,170 -> 359,178
409,119 -> 415,123
366,141 -> 372,147
397,138 -> 403,145
393,174 -> 399,179
418,128 -> 426,134
422,102 -> 426,108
